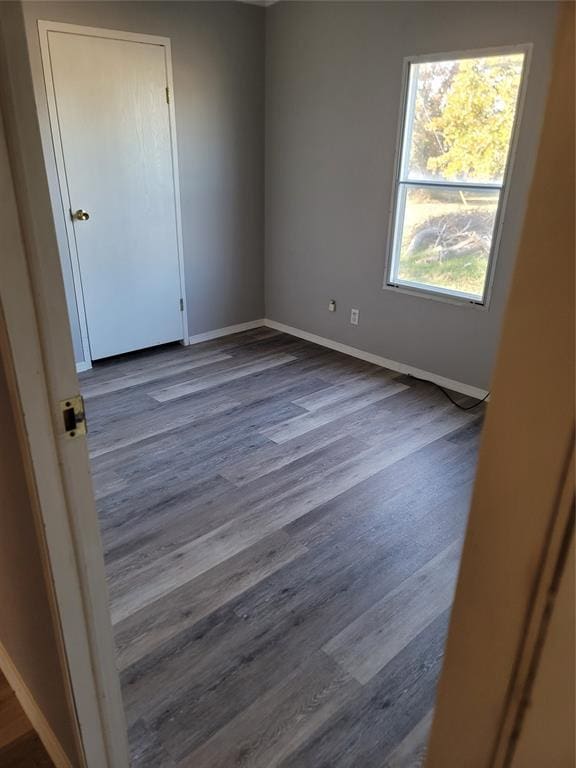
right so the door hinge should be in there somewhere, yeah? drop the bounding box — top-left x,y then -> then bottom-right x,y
59,395 -> 87,439
165,86 -> 170,104
179,298 -> 184,311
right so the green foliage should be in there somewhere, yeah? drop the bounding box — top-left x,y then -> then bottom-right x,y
397,189 -> 497,297
426,55 -> 523,181
409,62 -> 456,177
398,245 -> 487,296
400,54 -> 524,294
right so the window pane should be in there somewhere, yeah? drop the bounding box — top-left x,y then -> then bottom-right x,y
405,54 -> 524,184
393,185 -> 500,299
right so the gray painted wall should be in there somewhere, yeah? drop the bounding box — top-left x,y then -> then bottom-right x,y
22,1 -> 265,362
265,1 -> 558,389
22,1 -> 557,388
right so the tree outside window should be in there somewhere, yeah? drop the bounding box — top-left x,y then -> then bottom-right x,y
387,51 -> 526,302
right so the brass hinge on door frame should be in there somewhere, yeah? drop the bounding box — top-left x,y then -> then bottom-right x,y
165,86 -> 170,104
59,395 -> 87,439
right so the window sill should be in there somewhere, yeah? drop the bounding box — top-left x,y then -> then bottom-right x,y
382,280 -> 490,310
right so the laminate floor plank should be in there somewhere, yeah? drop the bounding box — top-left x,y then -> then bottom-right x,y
277,611 -> 450,768
91,467 -> 129,500
291,368 -> 397,411
382,709 -> 434,768
219,427 -> 351,486
181,652 -> 360,768
127,720 -> 178,768
113,530 -> 309,671
120,477 -> 470,746
90,399 -> 292,483
81,352 -> 234,398
99,473 -> 233,541
106,435 -> 368,592
151,353 -> 298,402
83,328 -> 285,385
88,394 -> 239,458
285,428 -> 479,552
210,369 -> 329,408
262,378 -> 408,444
79,329 -> 484,767
323,539 -> 462,683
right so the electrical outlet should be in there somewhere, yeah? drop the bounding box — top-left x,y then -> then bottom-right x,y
328,299 -> 336,312
350,308 -> 359,326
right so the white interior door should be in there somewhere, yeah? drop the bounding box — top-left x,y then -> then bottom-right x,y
47,31 -> 185,360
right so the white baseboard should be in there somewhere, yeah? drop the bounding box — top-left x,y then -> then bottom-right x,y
263,318 -> 489,400
76,321 -> 266,365
188,319 -> 265,345
0,641 -> 73,768
86,315 -> 487,399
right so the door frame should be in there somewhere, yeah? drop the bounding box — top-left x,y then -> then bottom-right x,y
38,20 -> 189,369
425,4 -> 574,763
0,79 -> 129,767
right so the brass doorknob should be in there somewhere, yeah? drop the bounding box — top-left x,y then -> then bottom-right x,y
72,209 -> 90,221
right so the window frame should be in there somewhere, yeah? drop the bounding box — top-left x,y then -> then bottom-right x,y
383,44 -> 533,308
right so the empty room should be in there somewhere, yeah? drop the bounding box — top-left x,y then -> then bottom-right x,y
0,2 -> 574,768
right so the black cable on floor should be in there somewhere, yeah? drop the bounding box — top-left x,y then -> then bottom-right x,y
407,375 -> 490,411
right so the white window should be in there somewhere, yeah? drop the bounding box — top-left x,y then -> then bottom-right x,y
386,48 -> 529,305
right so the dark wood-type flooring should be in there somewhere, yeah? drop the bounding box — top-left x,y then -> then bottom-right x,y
0,671 -> 53,767
80,328 -> 483,768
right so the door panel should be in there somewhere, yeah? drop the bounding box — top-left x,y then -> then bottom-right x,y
48,32 -> 184,359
